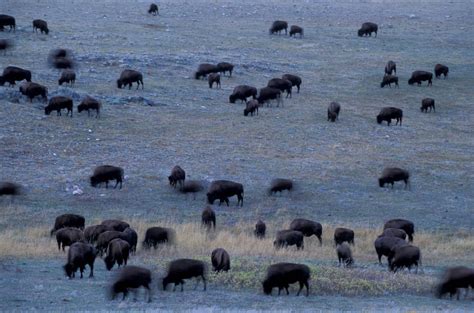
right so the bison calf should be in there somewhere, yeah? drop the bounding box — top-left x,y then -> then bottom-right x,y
244,99 -> 259,116
289,25 -> 303,37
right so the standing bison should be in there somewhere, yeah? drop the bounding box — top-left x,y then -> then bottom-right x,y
434,64 -> 449,79
117,70 -> 143,89
274,230 -> 304,250
376,107 -> 403,126
207,180 -> 244,207
378,167 -> 410,189
374,236 -> 408,265
289,25 -> 303,37
282,74 -> 302,93
289,218 -> 322,245
229,85 -> 257,103
168,165 -> 185,188
148,3 -> 159,15
334,227 -> 354,246
420,98 -> 435,113
163,259 -> 207,291
217,62 -> 234,77
0,15 -> 16,32
336,243 -> 354,267
201,206 -> 216,230
327,102 -> 341,122
143,227 -> 175,249
257,87 -> 281,107
389,245 -> 422,273
435,266 -> 474,300
269,21 -> 288,35
56,227 -> 85,251
384,219 -> 415,242
408,71 -> 432,86
33,19 -> 49,34
78,96 -> 101,118
110,266 -> 152,302
90,165 -> 124,189
385,61 -> 396,75
267,78 -> 292,98
262,263 -> 310,296
0,66 -> 31,87
358,22 -> 378,37
254,220 -> 266,239
194,63 -> 219,80
44,96 -> 73,117
268,178 -> 293,195
51,213 -> 85,236
64,242 -> 97,278
211,248 -> 230,272
380,75 -> 399,88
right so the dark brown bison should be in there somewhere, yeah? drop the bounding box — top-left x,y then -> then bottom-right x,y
121,227 -> 138,254
95,230 -> 126,255
268,78 -> 292,98
263,263 -> 310,296
434,64 -> 449,79
104,239 -> 130,270
0,39 -> 12,55
84,224 -> 113,243
384,219 -> 415,242
334,227 -> 354,246
78,96 -> 101,118
385,61 -> 396,75
389,245 -> 421,273
269,178 -> 293,195
374,236 -> 408,264
211,248 -> 230,272
90,165 -> 124,189
168,165 -> 185,188
379,167 -> 410,189
21,82 -> 47,103
47,49 -> 74,69
33,19 -> 49,34
201,206 -> 216,230
53,57 -> 74,69
56,227 -> 85,251
208,73 -> 221,89
0,182 -> 22,198
327,102 -> 341,122
110,266 -> 152,302
289,25 -> 303,37
380,75 -> 399,88
45,96 -> 73,117
64,242 -> 97,278
101,219 -> 130,232
143,227 -> 175,249
336,243 -> 354,267
408,71 -> 432,86
289,218 -> 322,245
257,87 -> 282,106
117,70 -> 143,89
376,107 -> 403,126
194,63 -> 219,80
0,66 -> 31,87
217,62 -> 234,77
436,266 -> 474,300
380,228 -> 407,240
254,220 -> 266,239
244,99 -> 259,116
51,214 -> 85,236
58,69 -> 75,86
148,3 -> 159,15
0,15 -> 16,32
282,74 -> 302,93
179,180 -> 204,199
274,230 -> 304,250
269,20 -> 288,35
420,98 -> 435,113
358,22 -> 378,37
207,180 -> 244,207
229,85 -> 258,103
163,259 -> 207,291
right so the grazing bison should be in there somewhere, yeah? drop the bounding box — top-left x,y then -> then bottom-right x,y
168,165 -> 185,188
117,70 -> 143,90
334,228 -> 354,246
229,85 -> 258,103
194,63 -> 219,80
384,219 -> 415,242
434,64 -> 449,79
53,57 -> 74,69
380,228 -> 407,241
336,243 -> 354,267
378,167 -> 410,189
56,227 -> 85,251
374,236 -> 408,265
163,259 -> 207,291
45,96 -> 73,117
208,73 -> 220,89
207,180 -> 244,207
289,25 -> 303,37
0,66 -> 31,87
257,87 -> 281,106
51,214 -> 85,236
90,165 -> 124,189
21,82 -> 47,102
389,245 -> 421,273
436,266 -> 474,300
0,15 -> 15,32
358,22 -> 378,37
376,107 -> 403,126
254,220 -> 266,239
64,242 -> 97,278
78,96 -> 101,118
327,102 -> 341,122
101,219 -> 130,232
58,69 -> 75,86
33,19 -> 49,34
95,230 -> 125,255
268,178 -> 293,195
282,74 -> 302,93
179,180 -> 204,199
104,239 -> 130,270
110,266 -> 152,302
274,230 -> 304,250
289,218 -> 322,245
380,75 -> 399,88
84,224 -> 113,243
263,263 -> 310,296
244,99 -> 259,116
269,20 -> 288,35
148,3 -> 159,15
268,78 -> 292,98
217,62 -> 234,77
0,182 -> 21,198
211,248 -> 230,272
385,61 -> 396,75
420,98 -> 435,113
122,227 -> 138,254
201,206 -> 216,230
0,39 -> 12,54
143,227 -> 174,249
408,71 -> 432,86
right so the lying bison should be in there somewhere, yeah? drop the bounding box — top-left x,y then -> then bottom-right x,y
389,245 -> 421,273
244,99 -> 259,116
143,227 -> 175,249
376,107 -> 403,126
385,61 -> 396,75
384,219 -> 415,242
51,213 -> 85,236
33,19 -> 49,35
327,102 -> 341,122
254,220 -> 266,239
110,266 -> 152,302
229,85 -> 257,103
78,96 -> 101,118
0,15 -> 16,32
117,70 -> 143,89
211,248 -> 230,272
263,263 -> 310,296
378,167 -> 410,189
268,78 -> 292,98
289,218 -> 322,245
207,180 -> 244,207
201,206 -> 216,230
334,227 -> 354,246
45,96 -> 73,117
420,98 -> 435,113
436,266 -> 474,300
269,20 -> 288,35
380,75 -> 399,88
104,239 -> 130,270
434,64 -> 449,79
168,165 -> 185,188
274,230 -> 304,250
64,242 -> 97,278
268,178 -> 293,195
408,71 -> 432,86
148,3 -> 159,15
208,73 -> 221,89
56,227 -> 84,251
194,63 -> 219,80
289,25 -> 303,37
282,74 -> 302,93
163,259 -> 207,291
257,87 -> 281,107
90,165 -> 124,189
217,62 -> 234,77
336,243 -> 354,267
358,22 -> 378,37
0,66 -> 31,87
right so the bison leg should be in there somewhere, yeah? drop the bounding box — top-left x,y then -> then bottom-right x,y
317,235 -> 322,246
278,288 -> 282,296
285,286 -> 289,295
297,282 -> 304,296
89,262 -> 94,277
304,281 -> 309,296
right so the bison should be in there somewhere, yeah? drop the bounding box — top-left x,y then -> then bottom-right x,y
143,227 -> 175,249
58,69 -> 76,86
378,167 -> 410,189
0,182 -> 22,198
334,227 -> 354,246
168,165 -> 185,188
201,206 -> 216,230
289,218 -> 322,245
257,87 -> 281,107
434,64 -> 449,79
267,78 -> 292,98
33,19 -> 49,35
56,227 -> 84,251
104,239 -> 130,270
110,266 -> 152,302
374,236 -> 408,265
420,98 -> 435,113
274,230 -> 304,250
268,178 -> 293,195
163,259 -> 207,291
380,228 -> 407,241
101,219 -> 130,232
254,220 -> 266,239
84,224 -> 113,243
208,73 -> 220,89
21,82 -> 47,103
358,22 -> 378,37
436,266 -> 474,300
269,20 -> 288,35
282,74 -> 302,93
95,231 -> 126,256
78,96 -> 101,118
122,227 -> 138,254
51,214 -> 85,236
211,248 -> 230,272
148,3 -> 159,15
262,263 -> 310,296
389,245 -> 421,273
383,219 -> 415,242
64,242 -> 97,278
207,180 -> 244,207
194,63 -> 219,80
408,71 -> 432,86
376,107 -> 403,126
336,243 -> 354,267
380,75 -> 399,88
327,102 -> 341,122
244,99 -> 259,116
229,85 -> 258,103
217,62 -> 234,77
385,61 -> 396,75
90,165 -> 124,189
45,96 -> 73,117
0,66 -> 31,87
179,180 -> 204,199
0,15 -> 16,32
289,25 -> 303,37
0,39 -> 12,55
117,70 -> 143,89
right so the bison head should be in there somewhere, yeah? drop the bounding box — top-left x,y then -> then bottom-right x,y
408,78 -> 415,85
229,94 -> 236,103
63,263 -> 74,278
116,79 -> 123,89
378,178 -> 385,188
0,76 -> 5,86
357,29 -> 364,37
262,279 -> 273,295
77,104 -> 86,113
44,107 -> 52,115
104,255 -> 114,271
90,176 -> 99,187
243,108 -> 249,116
206,193 -> 216,204
376,115 -> 383,124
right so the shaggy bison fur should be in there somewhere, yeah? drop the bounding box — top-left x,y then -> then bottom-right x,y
262,263 -> 310,296
51,213 -> 85,236
211,248 -> 230,272
163,259 -> 207,291
64,242 -> 97,278
45,96 -> 73,117
0,66 -> 31,87
56,227 -> 85,251
376,107 -> 403,126
207,180 -> 244,207
289,218 -> 322,245
104,239 -> 130,270
334,227 -> 354,246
